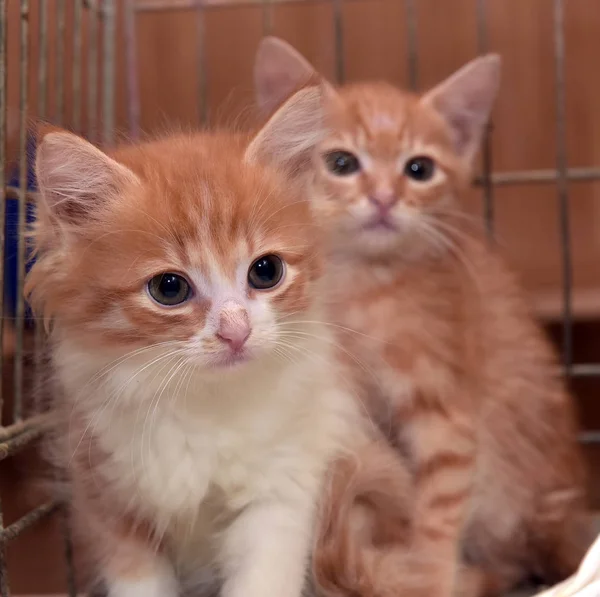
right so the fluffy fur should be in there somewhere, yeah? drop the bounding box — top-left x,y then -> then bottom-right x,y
255,38 -> 592,597
26,89 -> 360,597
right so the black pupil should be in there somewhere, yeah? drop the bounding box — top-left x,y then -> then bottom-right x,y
159,274 -> 182,299
405,156 -> 435,181
148,273 -> 189,306
327,151 -> 360,175
249,255 -> 283,290
253,258 -> 277,283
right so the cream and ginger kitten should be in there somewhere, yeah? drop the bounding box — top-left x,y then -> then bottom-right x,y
26,89 -> 358,597
255,39 -> 590,597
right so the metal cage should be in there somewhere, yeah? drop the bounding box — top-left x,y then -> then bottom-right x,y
0,0 -> 595,594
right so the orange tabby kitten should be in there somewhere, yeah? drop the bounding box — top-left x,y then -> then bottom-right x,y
26,89 -> 361,597
255,38 -> 591,597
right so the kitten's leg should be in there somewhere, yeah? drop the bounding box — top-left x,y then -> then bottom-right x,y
220,499 -> 315,597
401,403 -> 477,597
82,512 -> 178,597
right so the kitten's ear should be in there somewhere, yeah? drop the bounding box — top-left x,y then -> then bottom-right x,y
421,54 -> 501,161
245,84 -> 328,173
254,36 -> 320,115
35,129 -> 139,226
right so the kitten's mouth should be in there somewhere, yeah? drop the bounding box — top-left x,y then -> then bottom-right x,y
212,349 -> 252,368
363,216 -> 398,232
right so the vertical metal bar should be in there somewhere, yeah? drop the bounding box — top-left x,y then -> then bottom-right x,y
0,0 -> 6,426
88,0 -> 99,142
197,7 -> 208,126
476,0 -> 494,237
125,0 -> 140,139
61,504 -> 77,597
38,0 -> 48,119
73,0 -> 84,133
102,0 -> 116,145
34,0 -> 49,415
14,0 -> 30,425
553,0 -> 573,374
56,0 -> 66,125
262,0 -> 273,35
404,0 -> 418,90
0,1 -> 7,590
333,0 -> 344,84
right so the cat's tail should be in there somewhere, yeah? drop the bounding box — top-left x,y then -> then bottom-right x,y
313,437 -> 414,597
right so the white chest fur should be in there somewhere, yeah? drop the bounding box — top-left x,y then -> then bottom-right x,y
57,334 -> 352,550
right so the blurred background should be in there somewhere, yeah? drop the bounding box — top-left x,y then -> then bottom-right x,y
2,0 -> 600,594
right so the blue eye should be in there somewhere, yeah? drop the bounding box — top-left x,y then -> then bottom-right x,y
248,255 -> 285,290
147,273 -> 191,306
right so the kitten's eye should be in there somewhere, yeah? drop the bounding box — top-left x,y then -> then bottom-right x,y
404,156 -> 436,182
147,273 -> 191,306
324,151 -> 361,176
248,255 -> 285,290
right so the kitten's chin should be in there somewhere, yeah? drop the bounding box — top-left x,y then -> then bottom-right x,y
209,349 -> 254,369
347,226 -> 405,258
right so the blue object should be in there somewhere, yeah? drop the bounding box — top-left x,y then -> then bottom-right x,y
5,131 -> 37,324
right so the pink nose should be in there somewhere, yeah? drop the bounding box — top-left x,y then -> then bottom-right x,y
368,191 -> 398,212
216,303 -> 251,351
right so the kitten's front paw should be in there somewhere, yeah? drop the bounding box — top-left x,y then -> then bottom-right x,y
107,573 -> 179,597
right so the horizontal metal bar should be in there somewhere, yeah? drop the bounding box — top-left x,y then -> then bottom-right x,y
135,0 -> 361,11
0,501 -> 59,543
0,413 -> 57,442
8,170 -> 600,208
7,185 -> 38,203
578,431 -> 600,445
0,425 -> 48,461
567,364 -> 600,378
474,166 -> 600,186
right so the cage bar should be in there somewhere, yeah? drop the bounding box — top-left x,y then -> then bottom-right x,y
262,0 -> 273,35
0,0 -> 6,424
197,7 -> 208,126
38,0 -> 48,119
404,0 -> 418,91
125,0 -> 141,139
333,0 -> 344,84
102,0 -> 117,145
0,0 -> 7,588
56,0 -> 66,125
88,0 -> 99,141
553,0 -> 573,374
136,0 -> 363,10
73,0 -> 84,133
13,0 -> 30,424
476,0 -> 494,237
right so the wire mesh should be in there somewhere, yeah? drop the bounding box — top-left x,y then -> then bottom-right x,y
0,0 -> 595,594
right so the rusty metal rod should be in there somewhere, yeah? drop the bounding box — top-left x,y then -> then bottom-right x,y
13,0 -> 29,424
136,0 -> 362,10
56,0 -> 66,125
476,0 -> 494,238
102,0 -> 116,145
197,7 -> 208,125
73,0 -> 84,132
88,0 -> 99,141
262,0 -> 273,34
0,501 -> 60,543
333,0 -> 344,84
404,0 -> 418,91
0,0 -> 6,426
553,0 -> 573,375
125,0 -> 141,139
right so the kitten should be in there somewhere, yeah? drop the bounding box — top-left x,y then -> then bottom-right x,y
25,87 -> 360,597
255,38 -> 592,597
